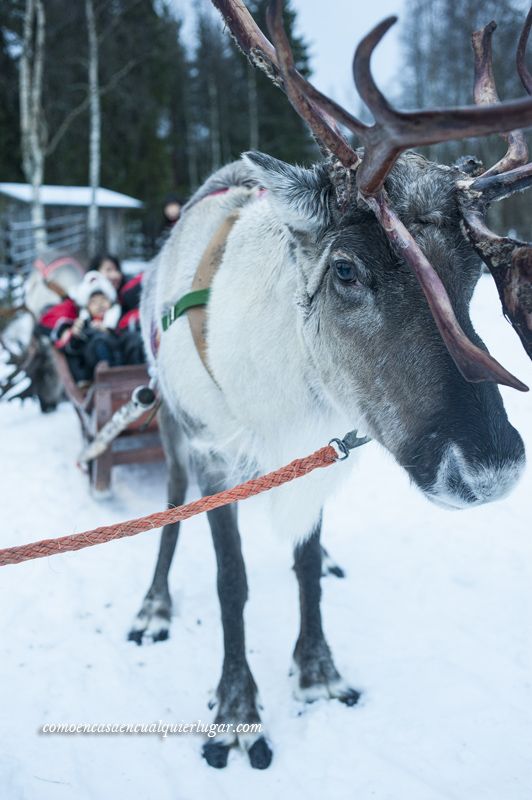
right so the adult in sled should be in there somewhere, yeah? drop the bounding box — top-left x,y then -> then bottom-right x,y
89,254 -> 145,365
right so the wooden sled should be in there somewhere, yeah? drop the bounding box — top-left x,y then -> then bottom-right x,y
52,349 -> 164,494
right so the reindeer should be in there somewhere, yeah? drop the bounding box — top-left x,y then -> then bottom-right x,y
0,254 -> 84,412
129,1 -> 532,770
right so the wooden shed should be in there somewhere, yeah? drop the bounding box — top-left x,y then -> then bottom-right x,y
0,183 -> 143,274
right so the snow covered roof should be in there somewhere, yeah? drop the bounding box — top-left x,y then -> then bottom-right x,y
0,183 -> 142,209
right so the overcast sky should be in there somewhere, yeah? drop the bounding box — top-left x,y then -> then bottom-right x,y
289,0 -> 405,106
175,0 -> 406,109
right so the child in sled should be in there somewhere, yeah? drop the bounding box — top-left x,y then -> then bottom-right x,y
55,271 -> 122,383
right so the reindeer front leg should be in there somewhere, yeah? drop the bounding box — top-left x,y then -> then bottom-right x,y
292,516 -> 361,705
197,459 -> 272,770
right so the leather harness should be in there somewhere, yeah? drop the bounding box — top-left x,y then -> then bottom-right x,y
160,188 -> 260,380
184,210 -> 239,381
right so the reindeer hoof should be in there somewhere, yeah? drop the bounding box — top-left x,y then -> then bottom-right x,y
202,741 -> 230,768
320,545 -> 345,578
247,736 -> 273,769
337,685 -> 361,706
127,629 -> 144,646
202,735 -> 273,770
323,562 -> 345,578
127,596 -> 172,645
150,627 -> 169,643
291,659 -> 361,707
127,623 -> 170,645
127,615 -> 170,645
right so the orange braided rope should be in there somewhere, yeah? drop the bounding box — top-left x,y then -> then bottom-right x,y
0,444 -> 339,567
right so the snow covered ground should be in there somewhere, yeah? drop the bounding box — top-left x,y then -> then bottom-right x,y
0,274 -> 531,800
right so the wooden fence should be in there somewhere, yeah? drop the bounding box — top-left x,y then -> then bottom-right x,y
1,212 -> 87,277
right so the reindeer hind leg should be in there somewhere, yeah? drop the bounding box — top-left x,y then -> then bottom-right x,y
292,517 -> 361,706
128,403 -> 188,644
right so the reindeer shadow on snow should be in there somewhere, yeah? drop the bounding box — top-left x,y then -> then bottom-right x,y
127,1 -> 532,770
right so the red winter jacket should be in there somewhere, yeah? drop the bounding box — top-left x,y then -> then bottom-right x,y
39,298 -> 79,347
39,272 -> 143,341
117,273 -> 142,331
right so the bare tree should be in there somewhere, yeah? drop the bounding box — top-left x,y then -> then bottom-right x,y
18,0 -> 136,260
19,0 -> 47,254
86,0 -> 100,257
207,74 -> 222,171
247,64 -> 259,150
184,82 -> 199,191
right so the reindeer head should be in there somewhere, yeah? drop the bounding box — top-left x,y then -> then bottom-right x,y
213,1 -> 532,508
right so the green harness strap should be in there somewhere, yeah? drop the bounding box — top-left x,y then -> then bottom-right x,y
161,288 -> 210,332
160,206 -> 242,336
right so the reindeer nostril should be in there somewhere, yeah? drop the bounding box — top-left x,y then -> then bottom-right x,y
427,442 -> 525,508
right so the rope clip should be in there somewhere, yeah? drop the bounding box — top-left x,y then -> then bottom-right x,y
329,429 -> 372,460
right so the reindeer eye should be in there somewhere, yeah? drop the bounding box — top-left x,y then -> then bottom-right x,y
334,259 -> 358,283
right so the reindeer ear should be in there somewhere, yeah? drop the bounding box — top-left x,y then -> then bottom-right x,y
242,151 -> 330,231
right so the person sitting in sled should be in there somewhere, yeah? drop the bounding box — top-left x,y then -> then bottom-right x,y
39,254 -> 146,368
83,254 -> 145,365
55,271 -> 122,383
89,253 -> 144,363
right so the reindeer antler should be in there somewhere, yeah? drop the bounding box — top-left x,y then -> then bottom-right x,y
462,10 -> 532,203
212,0 -> 361,168
211,0 -> 532,391
214,1 -> 532,194
264,0 -> 360,168
457,15 -> 532,365
471,21 -> 528,178
349,16 -> 532,195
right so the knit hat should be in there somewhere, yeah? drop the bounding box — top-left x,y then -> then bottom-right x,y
70,270 -> 117,307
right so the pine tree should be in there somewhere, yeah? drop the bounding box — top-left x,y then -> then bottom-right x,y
0,1 -> 25,182
189,0 -> 315,190
0,0 -> 314,228
245,0 -> 315,163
